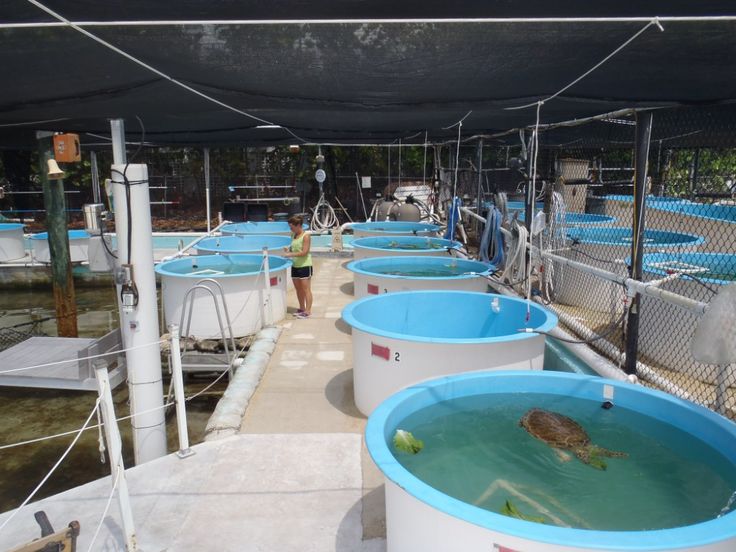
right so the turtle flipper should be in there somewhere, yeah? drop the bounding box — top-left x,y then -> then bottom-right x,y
574,447 -> 607,470
591,445 -> 628,459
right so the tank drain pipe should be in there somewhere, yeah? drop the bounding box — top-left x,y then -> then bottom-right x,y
262,248 -> 273,326
533,247 -> 708,317
160,220 -> 232,262
488,283 -> 629,383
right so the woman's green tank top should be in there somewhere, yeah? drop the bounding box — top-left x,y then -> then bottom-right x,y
290,232 -> 312,268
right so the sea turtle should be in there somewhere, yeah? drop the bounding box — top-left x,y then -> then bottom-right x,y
519,408 -> 627,470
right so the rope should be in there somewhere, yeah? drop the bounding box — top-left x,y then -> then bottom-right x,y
0,394 -> 102,536
25,0 -> 308,144
507,19 -> 664,111
85,465 -> 122,552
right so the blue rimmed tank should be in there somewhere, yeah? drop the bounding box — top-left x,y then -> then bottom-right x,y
346,256 -> 492,298
155,253 -> 291,338
341,290 -> 557,416
352,236 -> 462,260
220,221 -> 307,236
351,221 -> 440,239
366,370 -> 736,552
0,223 -> 26,262
30,229 -> 90,263
194,235 -> 292,255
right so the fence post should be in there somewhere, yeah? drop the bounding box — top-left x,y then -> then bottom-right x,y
94,361 -> 137,551
624,111 -> 654,376
169,324 -> 194,458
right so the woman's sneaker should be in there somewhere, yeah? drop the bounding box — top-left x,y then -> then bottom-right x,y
295,311 -> 310,319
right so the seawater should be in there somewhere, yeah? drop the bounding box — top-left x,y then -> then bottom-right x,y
170,261 -> 265,276
395,393 -> 736,531
378,266 -> 469,278
385,242 -> 445,250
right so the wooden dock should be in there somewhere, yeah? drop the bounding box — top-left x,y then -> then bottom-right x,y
0,329 -> 126,391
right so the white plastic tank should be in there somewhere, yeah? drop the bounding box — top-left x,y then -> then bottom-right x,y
346,256 -> 492,298
352,236 -> 462,260
341,291 -> 557,416
0,223 -> 26,262
155,253 -> 291,338
30,229 -> 90,263
366,371 -> 736,552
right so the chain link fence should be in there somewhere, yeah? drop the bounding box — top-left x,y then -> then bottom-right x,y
471,104 -> 736,418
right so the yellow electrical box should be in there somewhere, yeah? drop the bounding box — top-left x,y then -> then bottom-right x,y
53,133 -> 81,162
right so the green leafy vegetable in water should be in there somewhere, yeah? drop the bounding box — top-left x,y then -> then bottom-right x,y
500,500 -> 547,524
393,429 -> 424,454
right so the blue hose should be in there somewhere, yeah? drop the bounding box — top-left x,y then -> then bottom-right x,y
480,206 -> 505,267
443,197 -> 462,241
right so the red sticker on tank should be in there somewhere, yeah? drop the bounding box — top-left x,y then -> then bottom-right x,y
270,276 -> 278,286
494,545 -> 520,552
367,283 -> 379,295
371,342 -> 390,361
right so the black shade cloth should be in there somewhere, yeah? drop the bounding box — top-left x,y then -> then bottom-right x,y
1,1 -> 736,147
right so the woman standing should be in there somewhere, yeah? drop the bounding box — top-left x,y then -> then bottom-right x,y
283,215 -> 313,318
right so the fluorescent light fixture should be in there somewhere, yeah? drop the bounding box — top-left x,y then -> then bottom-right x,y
256,124 -> 282,129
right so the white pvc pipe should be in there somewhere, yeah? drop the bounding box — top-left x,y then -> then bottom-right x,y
536,247 -> 708,316
111,162 -> 167,464
160,219 -> 231,261
204,147 -> 211,234
168,324 -> 193,458
94,363 -> 137,551
262,247 -> 273,326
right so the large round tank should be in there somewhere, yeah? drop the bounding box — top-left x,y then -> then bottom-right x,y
0,223 -> 26,262
346,256 -> 492,298
155,253 -> 291,338
30,229 -> 90,263
352,236 -> 462,260
638,252 -> 736,385
554,227 -> 703,313
341,291 -> 557,416
351,221 -> 439,239
366,370 -> 736,552
649,201 -> 736,252
519,211 -> 616,227
194,235 -> 291,255
220,221 -> 307,236
603,195 -> 689,231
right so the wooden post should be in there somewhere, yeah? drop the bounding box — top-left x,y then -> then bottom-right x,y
37,133 -> 78,337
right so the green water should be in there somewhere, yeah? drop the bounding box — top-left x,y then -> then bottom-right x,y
395,393 -> 736,531
386,242 -> 445,250
168,261 -> 264,276
379,267 -> 470,277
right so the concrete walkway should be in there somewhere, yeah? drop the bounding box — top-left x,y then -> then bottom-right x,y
240,256 -> 387,543
0,255 -> 387,552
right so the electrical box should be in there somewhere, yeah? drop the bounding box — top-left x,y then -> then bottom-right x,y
53,133 -> 81,162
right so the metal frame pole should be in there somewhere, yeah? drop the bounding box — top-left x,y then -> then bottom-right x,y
94,362 -> 137,551
90,150 -> 101,204
475,138 -> 483,233
168,324 -> 194,458
624,111 -> 654,376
